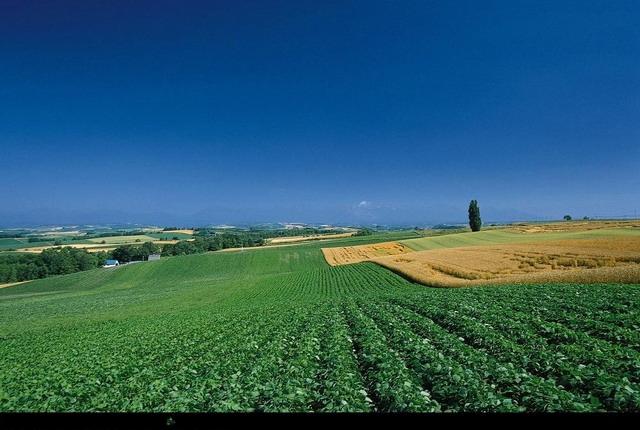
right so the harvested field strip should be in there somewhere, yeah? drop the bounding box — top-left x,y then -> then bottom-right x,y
16,243 -> 118,252
322,242 -> 412,266
162,229 -> 195,235
508,220 -> 640,233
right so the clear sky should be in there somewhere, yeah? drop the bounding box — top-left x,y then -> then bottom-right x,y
1,1 -> 638,226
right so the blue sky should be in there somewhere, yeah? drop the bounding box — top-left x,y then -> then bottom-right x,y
1,1 -> 638,226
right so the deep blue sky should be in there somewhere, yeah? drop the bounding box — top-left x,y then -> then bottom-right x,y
1,1 -> 638,226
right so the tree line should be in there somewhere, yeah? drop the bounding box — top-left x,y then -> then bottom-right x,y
1,230 -> 284,283
0,248 -> 110,284
1,228 -> 364,284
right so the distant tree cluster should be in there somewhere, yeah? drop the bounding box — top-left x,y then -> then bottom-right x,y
353,228 -> 374,236
0,228 -> 371,284
111,242 -> 160,263
162,233 -> 265,256
27,236 -> 50,243
432,224 -> 462,230
0,248 -> 108,284
82,230 -> 147,240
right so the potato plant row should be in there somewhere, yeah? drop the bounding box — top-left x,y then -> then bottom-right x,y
1,255 -> 639,412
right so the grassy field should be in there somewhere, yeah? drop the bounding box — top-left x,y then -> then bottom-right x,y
0,237 -> 84,251
402,226 -> 640,251
86,235 -> 158,244
266,232 -> 354,244
147,232 -> 194,240
0,238 -> 28,250
8,234 -> 187,253
1,233 -> 639,412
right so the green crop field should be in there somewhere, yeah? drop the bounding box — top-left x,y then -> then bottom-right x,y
0,236 -> 97,251
1,235 -> 639,412
401,227 -> 640,251
87,235 -> 158,244
147,232 -> 193,240
0,238 -> 27,250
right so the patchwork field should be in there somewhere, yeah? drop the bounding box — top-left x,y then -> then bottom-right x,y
0,238 -> 29,250
1,232 -> 639,412
14,243 -> 119,254
147,231 -> 194,240
12,235 -> 189,254
87,235 -> 158,244
323,221 -> 640,287
508,220 -> 640,233
267,232 -> 354,244
163,229 -> 195,235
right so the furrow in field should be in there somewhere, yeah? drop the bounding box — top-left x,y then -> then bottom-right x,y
316,305 -> 373,412
341,300 -> 440,412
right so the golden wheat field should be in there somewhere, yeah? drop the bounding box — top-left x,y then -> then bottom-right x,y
161,229 -> 195,235
322,241 -> 413,265
507,219 -> 640,233
374,236 -> 640,287
321,220 -> 640,286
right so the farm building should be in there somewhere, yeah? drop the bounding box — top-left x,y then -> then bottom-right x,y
148,254 -> 161,261
103,259 -> 119,268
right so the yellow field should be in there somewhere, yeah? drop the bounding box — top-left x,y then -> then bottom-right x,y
16,239 -> 183,253
162,229 -> 195,235
322,220 -> 640,286
507,219 -> 640,233
322,242 -> 412,265
268,232 -> 354,245
375,237 -> 640,287
16,243 -> 118,253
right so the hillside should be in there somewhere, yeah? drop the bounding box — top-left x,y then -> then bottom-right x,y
1,233 -> 640,412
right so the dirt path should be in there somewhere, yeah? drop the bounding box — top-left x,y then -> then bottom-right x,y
0,281 -> 28,289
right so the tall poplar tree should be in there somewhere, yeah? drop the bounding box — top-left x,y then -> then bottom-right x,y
468,200 -> 482,232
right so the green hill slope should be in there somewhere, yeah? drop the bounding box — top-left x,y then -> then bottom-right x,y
401,227 -> 640,251
1,236 -> 639,412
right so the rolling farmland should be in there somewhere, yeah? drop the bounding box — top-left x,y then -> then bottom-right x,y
323,222 -> 640,287
376,237 -> 640,287
1,235 -> 639,412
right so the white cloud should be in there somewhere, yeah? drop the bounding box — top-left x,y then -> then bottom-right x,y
357,200 -> 371,208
